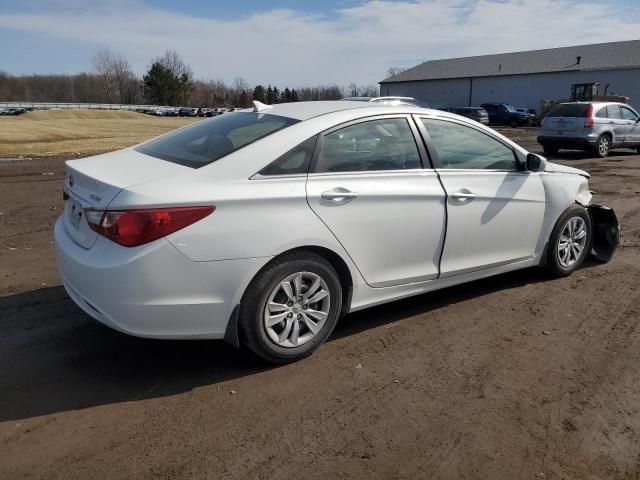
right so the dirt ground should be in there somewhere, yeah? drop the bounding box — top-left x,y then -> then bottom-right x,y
1,128 -> 639,479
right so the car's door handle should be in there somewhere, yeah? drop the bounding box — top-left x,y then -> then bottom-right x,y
451,190 -> 477,202
321,188 -> 359,201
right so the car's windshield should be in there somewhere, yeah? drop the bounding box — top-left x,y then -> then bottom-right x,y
504,104 -> 518,113
135,112 -> 299,168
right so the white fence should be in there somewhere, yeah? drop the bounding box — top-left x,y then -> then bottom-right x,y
0,102 -> 175,111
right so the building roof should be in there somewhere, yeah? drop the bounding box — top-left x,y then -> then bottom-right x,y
380,40 -> 640,84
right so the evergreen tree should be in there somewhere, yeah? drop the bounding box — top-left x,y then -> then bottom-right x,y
273,86 -> 280,104
252,84 -> 266,102
266,84 -> 274,104
291,89 -> 299,102
283,87 -> 291,102
143,62 -> 174,105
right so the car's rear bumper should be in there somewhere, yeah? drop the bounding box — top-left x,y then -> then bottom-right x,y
537,135 -> 597,149
54,217 -> 269,339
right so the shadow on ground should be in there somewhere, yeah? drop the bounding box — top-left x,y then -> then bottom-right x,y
0,262 -> 596,422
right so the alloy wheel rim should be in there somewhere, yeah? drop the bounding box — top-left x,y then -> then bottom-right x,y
263,272 -> 330,348
557,216 -> 587,268
599,137 -> 609,155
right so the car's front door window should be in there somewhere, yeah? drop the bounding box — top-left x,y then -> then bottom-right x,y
420,118 -> 517,170
315,118 -> 422,173
620,107 -> 639,122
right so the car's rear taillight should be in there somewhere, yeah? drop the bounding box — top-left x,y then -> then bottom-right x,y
85,206 -> 215,247
584,104 -> 595,129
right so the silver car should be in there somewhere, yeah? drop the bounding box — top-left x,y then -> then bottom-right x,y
538,102 -> 640,157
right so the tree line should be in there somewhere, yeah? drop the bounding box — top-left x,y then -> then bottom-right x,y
0,49 -> 379,107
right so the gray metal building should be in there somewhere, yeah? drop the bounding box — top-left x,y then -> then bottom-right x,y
379,40 -> 640,111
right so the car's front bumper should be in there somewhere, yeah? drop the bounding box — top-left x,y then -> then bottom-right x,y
54,217 -> 269,339
589,204 -> 620,263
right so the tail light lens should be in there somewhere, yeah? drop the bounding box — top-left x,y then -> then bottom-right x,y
584,104 -> 595,129
85,206 -> 215,247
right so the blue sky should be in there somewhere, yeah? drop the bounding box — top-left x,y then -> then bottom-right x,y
0,0 -> 639,86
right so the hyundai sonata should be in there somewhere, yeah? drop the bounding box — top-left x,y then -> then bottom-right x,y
55,100 -> 619,362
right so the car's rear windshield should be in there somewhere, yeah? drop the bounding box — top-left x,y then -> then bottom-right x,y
135,112 -> 299,168
549,104 -> 590,118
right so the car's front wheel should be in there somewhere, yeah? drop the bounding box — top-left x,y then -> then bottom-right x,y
544,205 -> 592,277
239,252 -> 342,363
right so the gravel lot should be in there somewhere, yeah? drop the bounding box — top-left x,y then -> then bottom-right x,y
1,128 -> 639,479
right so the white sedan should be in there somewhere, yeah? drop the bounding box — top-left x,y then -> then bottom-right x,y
55,100 -> 619,362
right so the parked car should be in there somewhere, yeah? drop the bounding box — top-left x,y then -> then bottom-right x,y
517,107 -> 539,126
55,100 -> 618,363
4,107 -> 27,116
481,103 -> 531,127
178,107 -> 198,117
537,102 -> 640,157
0,107 -> 8,115
440,107 -> 489,125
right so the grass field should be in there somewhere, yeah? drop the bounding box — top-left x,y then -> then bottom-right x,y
0,109 -> 198,158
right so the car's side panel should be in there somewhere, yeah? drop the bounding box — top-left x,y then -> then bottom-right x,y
306,170 -> 446,287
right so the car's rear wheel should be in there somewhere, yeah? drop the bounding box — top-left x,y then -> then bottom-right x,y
544,205 -> 592,277
594,134 -> 611,158
543,145 -> 559,155
239,252 -> 342,363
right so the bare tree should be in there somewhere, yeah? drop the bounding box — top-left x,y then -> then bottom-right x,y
92,49 -> 136,103
232,76 -> 249,107
387,67 -> 407,78
155,50 -> 193,105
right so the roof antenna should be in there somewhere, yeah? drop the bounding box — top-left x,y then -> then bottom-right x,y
253,100 -> 272,112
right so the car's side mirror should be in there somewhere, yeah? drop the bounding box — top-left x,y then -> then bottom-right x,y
525,153 -> 547,172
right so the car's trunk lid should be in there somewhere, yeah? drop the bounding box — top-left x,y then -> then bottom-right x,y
63,149 -> 191,249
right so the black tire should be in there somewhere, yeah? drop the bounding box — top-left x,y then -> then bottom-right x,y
239,252 -> 342,363
509,118 -> 519,128
543,145 -> 559,156
593,134 -> 611,158
544,204 -> 592,277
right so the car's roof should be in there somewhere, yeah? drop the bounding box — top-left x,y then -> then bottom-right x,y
247,100 -> 428,121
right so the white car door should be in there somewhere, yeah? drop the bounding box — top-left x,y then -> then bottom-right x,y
306,115 -> 447,287
416,116 -> 546,277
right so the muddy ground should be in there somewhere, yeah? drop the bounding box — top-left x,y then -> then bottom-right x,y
1,129 -> 639,479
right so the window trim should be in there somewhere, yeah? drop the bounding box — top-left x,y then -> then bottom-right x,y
308,114 -> 432,176
412,114 -> 523,172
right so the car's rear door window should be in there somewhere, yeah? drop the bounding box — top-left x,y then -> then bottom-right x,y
606,106 -> 623,119
135,112 -> 299,168
259,136 -> 318,176
421,118 -> 517,170
314,118 -> 422,173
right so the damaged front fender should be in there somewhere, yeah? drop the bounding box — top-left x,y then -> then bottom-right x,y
589,204 -> 620,263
